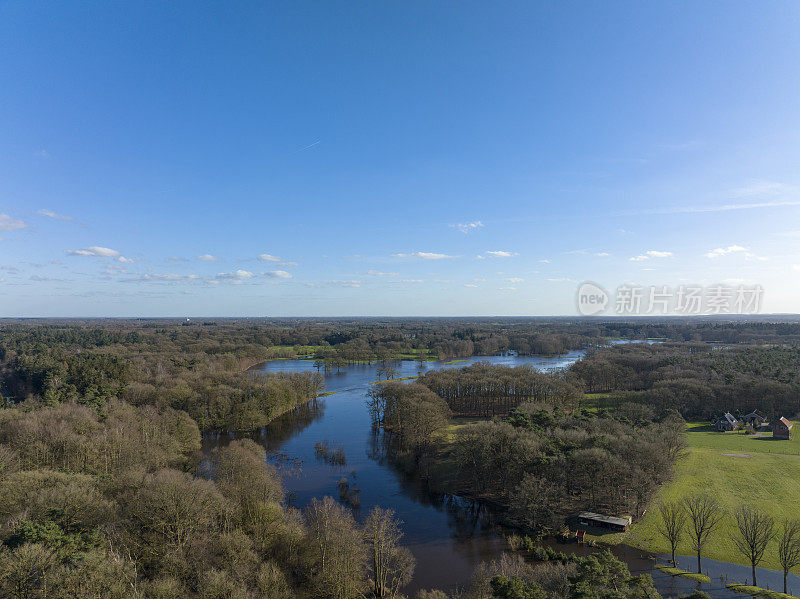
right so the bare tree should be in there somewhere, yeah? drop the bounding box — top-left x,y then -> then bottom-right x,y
363,507 -> 415,598
731,506 -> 775,587
778,519 -> 800,594
683,495 -> 725,573
657,500 -> 687,567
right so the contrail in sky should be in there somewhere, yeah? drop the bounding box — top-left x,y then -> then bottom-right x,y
297,140 -> 321,152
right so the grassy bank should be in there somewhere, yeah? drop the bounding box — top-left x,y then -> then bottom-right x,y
726,584 -> 797,599
655,565 -> 711,583
599,421 -> 800,571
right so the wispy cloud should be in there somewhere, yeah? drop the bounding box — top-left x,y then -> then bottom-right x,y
705,245 -> 747,259
393,251 -> 456,260
450,221 -> 484,234
483,250 -> 518,258
640,181 -> 800,215
306,280 -> 362,288
198,254 -> 219,261
67,246 -> 120,258
507,277 -> 524,283
34,149 -> 50,159
266,270 -> 292,279
368,270 -> 399,277
216,270 -> 256,281
38,209 -> 74,222
643,200 -> 800,214
297,140 -> 321,152
630,250 -> 673,262
0,214 -> 27,232
258,253 -> 281,262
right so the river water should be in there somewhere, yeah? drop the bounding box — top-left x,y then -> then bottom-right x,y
202,352 -> 800,598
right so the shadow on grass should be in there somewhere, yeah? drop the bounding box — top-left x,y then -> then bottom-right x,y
687,424 -> 716,433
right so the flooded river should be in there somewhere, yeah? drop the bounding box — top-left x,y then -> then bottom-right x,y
202,352 -> 800,597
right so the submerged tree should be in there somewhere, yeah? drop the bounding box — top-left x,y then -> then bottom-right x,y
683,495 -> 724,574
731,506 -> 775,587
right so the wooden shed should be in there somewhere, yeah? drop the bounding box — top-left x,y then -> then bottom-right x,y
772,417 -> 794,440
577,511 -> 632,532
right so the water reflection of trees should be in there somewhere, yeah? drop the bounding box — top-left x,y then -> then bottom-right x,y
199,398 -> 326,478
367,427 -> 500,543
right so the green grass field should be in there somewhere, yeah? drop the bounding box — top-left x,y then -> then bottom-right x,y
603,421 -> 800,571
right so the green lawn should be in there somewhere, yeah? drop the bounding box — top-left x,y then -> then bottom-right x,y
655,565 -> 711,583
603,421 -> 800,571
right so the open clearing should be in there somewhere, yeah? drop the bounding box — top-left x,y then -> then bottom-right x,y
600,421 -> 800,571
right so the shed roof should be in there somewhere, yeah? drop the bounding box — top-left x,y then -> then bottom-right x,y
578,511 -> 632,527
774,417 -> 794,430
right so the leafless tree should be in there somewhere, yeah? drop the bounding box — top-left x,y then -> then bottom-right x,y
731,505 -> 775,587
657,500 -> 687,566
364,506 -> 415,597
778,519 -> 800,594
683,495 -> 725,573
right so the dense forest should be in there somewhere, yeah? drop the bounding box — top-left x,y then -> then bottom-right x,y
368,373 -> 685,532
1,318 -> 800,597
570,343 -> 800,420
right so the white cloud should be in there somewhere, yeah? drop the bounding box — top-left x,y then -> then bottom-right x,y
464,283 -> 478,288
539,259 -> 550,264
198,254 -> 219,261
450,221 -> 484,234
705,245 -> 747,259
367,270 -> 399,277
499,286 -> 516,291
630,250 -> 673,262
67,246 -> 120,258
135,273 -> 201,283
258,253 -> 281,262
307,280 -> 361,288
37,209 -> 73,221
507,277 -> 524,283
547,277 -> 576,283
596,252 -> 610,257
216,269 -> 256,281
393,251 -> 456,260
485,250 -> 518,258
266,270 -> 292,279
0,214 -> 27,232
117,256 -> 136,263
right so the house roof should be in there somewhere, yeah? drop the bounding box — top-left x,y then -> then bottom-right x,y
578,511 -> 632,527
774,417 -> 794,430
723,413 -> 738,424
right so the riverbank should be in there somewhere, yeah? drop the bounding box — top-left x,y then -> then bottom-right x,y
593,420 -> 800,571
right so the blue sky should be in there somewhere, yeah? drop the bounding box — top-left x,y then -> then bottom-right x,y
2,1 -> 800,316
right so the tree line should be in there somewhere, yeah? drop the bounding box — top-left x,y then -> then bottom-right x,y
570,343 -> 800,420
657,496 -> 800,593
